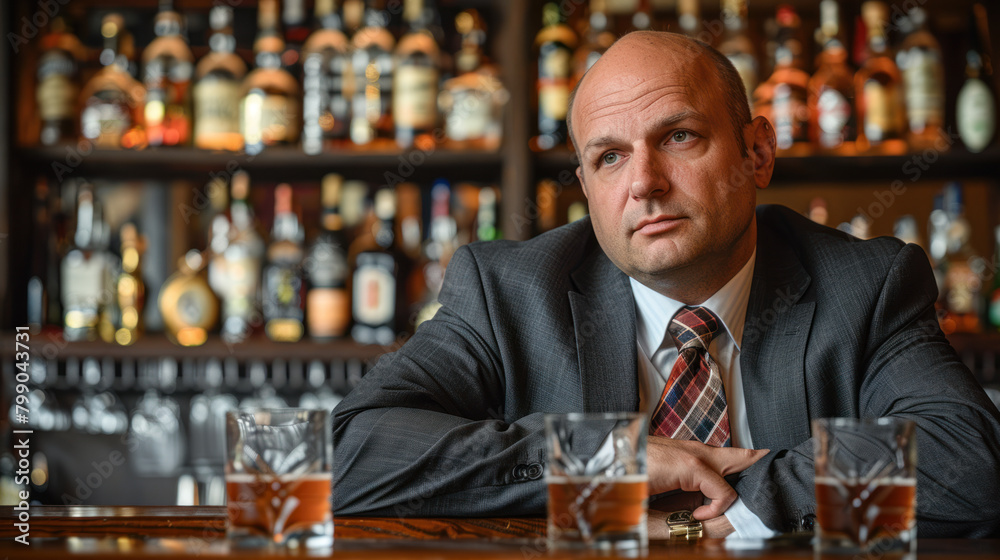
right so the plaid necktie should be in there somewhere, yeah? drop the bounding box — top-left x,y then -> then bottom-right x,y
649,306 -> 731,447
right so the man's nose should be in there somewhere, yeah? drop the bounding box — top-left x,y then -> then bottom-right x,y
628,147 -> 669,200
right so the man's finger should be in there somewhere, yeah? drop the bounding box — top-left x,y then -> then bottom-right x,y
703,447 -> 770,476
688,468 -> 737,520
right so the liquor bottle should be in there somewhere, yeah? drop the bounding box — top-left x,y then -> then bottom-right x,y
394,0 -> 441,150
283,0 -> 311,71
808,197 -> 829,226
412,180 -> 456,329
61,186 -> 111,341
808,0 -> 856,154
988,226 -> 1000,331
343,0 -> 366,35
217,171 -> 264,343
677,0 -> 701,38
855,2 -> 907,155
242,0 -> 302,155
753,6 -> 810,156
36,17 -> 83,146
114,223 -> 146,346
351,188 -> 404,345
439,10 -> 506,150
27,179 -> 51,333
533,3 -> 577,151
717,0 -> 757,107
263,184 -> 306,342
143,0 -> 194,147
940,183 -> 982,334
574,0 -> 615,82
307,174 -> 351,341
79,13 -> 146,149
193,6 -> 247,151
302,0 -> 353,154
893,215 -> 922,248
957,4 -> 995,153
476,187 -> 500,242
350,1 -> 396,147
927,194 -> 949,296
897,7 -> 945,152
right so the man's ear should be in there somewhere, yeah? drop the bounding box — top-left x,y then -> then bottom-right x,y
576,166 -> 589,199
746,116 -> 776,190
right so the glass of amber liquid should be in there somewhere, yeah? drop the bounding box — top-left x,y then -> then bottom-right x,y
225,409 -> 333,548
813,418 -> 917,555
545,413 -> 648,553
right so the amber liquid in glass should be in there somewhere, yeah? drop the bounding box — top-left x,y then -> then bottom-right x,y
226,472 -> 332,543
815,476 -> 916,548
547,475 -> 647,544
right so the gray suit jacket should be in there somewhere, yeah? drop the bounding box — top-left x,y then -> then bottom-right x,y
333,204 -> 1000,536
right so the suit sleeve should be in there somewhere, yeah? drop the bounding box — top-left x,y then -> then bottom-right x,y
332,244 -> 548,516
735,244 -> 1000,536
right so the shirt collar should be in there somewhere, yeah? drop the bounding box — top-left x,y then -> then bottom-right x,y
630,249 -> 757,355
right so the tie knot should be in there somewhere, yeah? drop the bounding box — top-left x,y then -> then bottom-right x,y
668,306 -> 721,351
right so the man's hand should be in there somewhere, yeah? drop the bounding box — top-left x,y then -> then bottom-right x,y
647,436 -> 769,519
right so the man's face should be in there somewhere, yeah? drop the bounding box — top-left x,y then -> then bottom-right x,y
573,36 -> 762,292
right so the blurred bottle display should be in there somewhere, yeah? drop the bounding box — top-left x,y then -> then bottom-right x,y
440,10 -> 506,150
534,3 -> 577,151
214,171 -> 264,343
37,17 -> 83,146
302,0 -> 353,154
351,188 -> 405,345
159,250 -> 219,347
283,0 -> 311,71
61,186 -> 112,341
754,5 -> 810,156
574,0 -> 613,82
263,184 -> 306,342
27,178 -> 52,334
897,7 -> 945,152
242,0 -> 302,155
808,0 -> 856,154
143,0 -> 193,147
855,1 -> 907,155
413,180 -> 456,329
307,174 -> 351,341
193,6 -> 246,151
114,223 -> 146,346
957,4 -> 995,154
717,0 -> 758,108
394,0 -> 441,150
939,183 -> 982,334
350,1 -> 396,146
80,13 -> 146,149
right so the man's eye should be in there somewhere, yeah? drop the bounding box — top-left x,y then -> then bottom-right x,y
672,131 -> 691,142
601,153 -> 620,166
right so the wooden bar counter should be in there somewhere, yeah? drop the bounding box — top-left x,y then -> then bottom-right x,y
1,506 -> 999,558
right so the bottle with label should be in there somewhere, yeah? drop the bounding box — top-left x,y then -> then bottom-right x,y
439,10 -> 506,150
533,3 -> 577,151
855,2 -> 907,155
302,0 -> 353,154
753,6 -> 810,156
61,187 -> 111,341
351,188 -> 404,345
114,223 -> 146,346
263,184 -> 306,342
940,183 -> 982,334
394,0 -> 441,150
957,4 -> 995,153
217,171 -> 264,343
808,0 -> 856,155
79,14 -> 146,149
897,7 -> 946,152
159,250 -> 219,347
350,1 -> 396,147
307,174 -> 351,341
574,0 -> 615,83
193,6 -> 246,151
36,17 -> 83,146
143,1 -> 193,147
717,0 -> 757,108
241,0 -> 302,155
412,180 -> 456,329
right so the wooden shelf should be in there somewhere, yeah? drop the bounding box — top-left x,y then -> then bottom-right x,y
17,145 -> 506,183
534,146 -> 1000,185
1,331 -> 391,363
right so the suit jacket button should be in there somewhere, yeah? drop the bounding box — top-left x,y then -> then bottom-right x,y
512,465 -> 527,481
526,463 -> 543,480
800,513 -> 816,531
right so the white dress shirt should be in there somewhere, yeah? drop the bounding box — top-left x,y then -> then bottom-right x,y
630,249 -> 778,539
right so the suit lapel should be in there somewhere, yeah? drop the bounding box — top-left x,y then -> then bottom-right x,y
569,245 -> 639,413
741,219 -> 815,451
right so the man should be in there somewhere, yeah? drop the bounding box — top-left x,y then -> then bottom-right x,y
333,31 -> 1000,538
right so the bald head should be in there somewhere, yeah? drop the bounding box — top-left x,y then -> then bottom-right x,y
568,31 -> 751,159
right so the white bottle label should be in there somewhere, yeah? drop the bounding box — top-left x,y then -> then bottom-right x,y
394,65 -> 438,129
817,87 -> 851,149
957,78 -> 996,153
353,261 -> 395,325
901,49 -> 944,133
